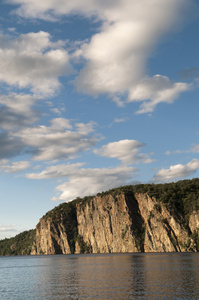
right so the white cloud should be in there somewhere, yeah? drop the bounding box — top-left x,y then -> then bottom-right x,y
7,0 -> 191,112
0,31 -> 72,96
26,163 -> 137,201
113,118 -> 128,124
165,144 -> 199,156
0,160 -> 30,173
128,75 -> 191,114
8,0 -> 96,20
50,118 -> 73,130
94,139 -> 153,165
13,119 -> 98,161
191,144 -> 199,153
154,159 -> 199,182
0,93 -> 38,130
26,163 -> 85,179
0,93 -> 35,116
52,166 -> 137,201
50,108 -> 62,115
0,224 -> 16,232
74,0 -> 190,112
9,0 -> 187,25
109,117 -> 129,127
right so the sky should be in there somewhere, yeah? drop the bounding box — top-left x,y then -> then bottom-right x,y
0,0 -> 199,239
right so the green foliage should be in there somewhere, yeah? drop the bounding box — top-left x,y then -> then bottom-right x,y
76,235 -> 91,253
103,178 -> 199,222
121,225 -> 129,239
0,229 -> 36,256
134,225 -> 146,251
1,178 -> 199,255
44,201 -> 78,253
190,229 -> 199,251
88,178 -> 199,221
154,203 -> 162,213
182,228 -> 199,251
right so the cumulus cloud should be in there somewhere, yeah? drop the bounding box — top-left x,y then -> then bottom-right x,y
128,75 -> 191,114
53,166 -> 137,201
74,0 -> 190,112
8,0 -> 119,20
26,163 -> 137,201
94,139 -> 153,165
0,160 -> 30,173
154,159 -> 199,182
7,0 -> 191,112
0,31 -> 72,96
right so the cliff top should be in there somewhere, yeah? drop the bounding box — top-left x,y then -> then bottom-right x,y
43,177 -> 199,222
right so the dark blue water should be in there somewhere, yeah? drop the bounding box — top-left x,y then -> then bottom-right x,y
0,253 -> 198,299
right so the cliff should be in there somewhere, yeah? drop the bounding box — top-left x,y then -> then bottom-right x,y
31,201 -> 78,255
31,179 -> 199,254
1,179 -> 199,256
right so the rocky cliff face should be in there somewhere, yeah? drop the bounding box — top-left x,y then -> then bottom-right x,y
76,193 -> 140,253
31,191 -> 199,255
31,218 -> 71,255
31,201 -> 77,255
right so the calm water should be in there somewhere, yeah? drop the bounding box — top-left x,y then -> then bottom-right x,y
0,253 -> 198,299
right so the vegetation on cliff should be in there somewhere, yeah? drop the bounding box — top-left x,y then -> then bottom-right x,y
0,229 -> 36,256
43,200 -> 79,253
0,178 -> 199,255
98,178 -> 199,225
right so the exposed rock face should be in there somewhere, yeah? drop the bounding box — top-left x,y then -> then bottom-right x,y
134,193 -> 189,252
31,201 -> 77,255
189,211 -> 199,233
31,218 -> 71,255
75,194 -> 140,253
31,192 -> 199,255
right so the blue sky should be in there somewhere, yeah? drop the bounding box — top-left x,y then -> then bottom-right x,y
0,0 -> 199,239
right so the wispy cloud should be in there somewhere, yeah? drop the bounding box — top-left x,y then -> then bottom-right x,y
26,163 -> 85,179
0,159 -> 30,173
109,117 -> 129,127
27,163 -> 137,202
179,67 -> 199,80
165,144 -> 199,155
13,119 -> 98,161
0,224 -> 17,232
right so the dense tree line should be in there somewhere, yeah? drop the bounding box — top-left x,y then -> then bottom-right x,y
99,178 -> 199,221
0,229 -> 36,256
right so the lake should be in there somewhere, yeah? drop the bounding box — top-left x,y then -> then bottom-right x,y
0,253 -> 198,299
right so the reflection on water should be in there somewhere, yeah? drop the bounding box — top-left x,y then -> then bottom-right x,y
0,253 -> 199,299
